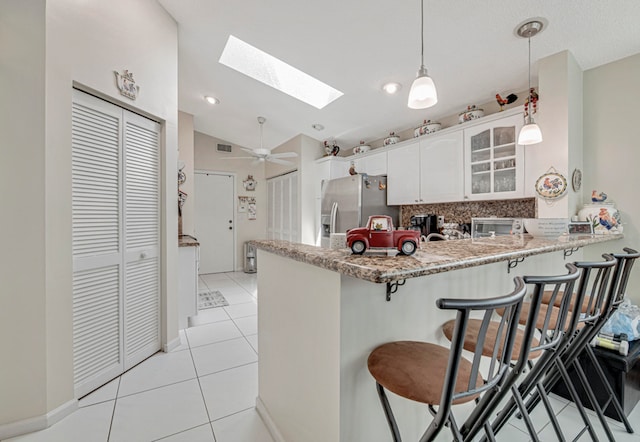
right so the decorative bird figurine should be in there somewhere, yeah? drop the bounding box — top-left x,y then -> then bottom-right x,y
496,93 -> 518,111
591,190 -> 608,202
598,208 -> 617,229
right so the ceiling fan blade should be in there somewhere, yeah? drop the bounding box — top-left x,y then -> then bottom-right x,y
218,156 -> 255,160
269,152 -> 298,159
267,157 -> 294,166
240,147 -> 256,155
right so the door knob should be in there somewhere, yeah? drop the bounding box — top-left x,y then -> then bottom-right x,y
140,251 -> 148,259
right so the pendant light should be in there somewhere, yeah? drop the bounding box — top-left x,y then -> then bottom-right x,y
517,20 -> 543,145
407,0 -> 437,109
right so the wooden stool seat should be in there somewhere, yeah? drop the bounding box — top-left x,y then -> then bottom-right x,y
442,319 -> 542,361
368,341 -> 483,406
498,301 -> 562,329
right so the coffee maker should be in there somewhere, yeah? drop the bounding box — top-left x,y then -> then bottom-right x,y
409,214 -> 439,237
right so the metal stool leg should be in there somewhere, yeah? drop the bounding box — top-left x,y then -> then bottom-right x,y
376,382 -> 401,442
584,345 -> 634,433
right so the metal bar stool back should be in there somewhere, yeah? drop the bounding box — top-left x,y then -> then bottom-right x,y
367,277 -> 526,442
461,263 -> 581,441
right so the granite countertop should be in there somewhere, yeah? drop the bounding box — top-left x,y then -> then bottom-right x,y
250,234 -> 624,284
179,235 -> 199,247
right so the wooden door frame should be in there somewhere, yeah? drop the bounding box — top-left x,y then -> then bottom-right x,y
194,170 -> 237,272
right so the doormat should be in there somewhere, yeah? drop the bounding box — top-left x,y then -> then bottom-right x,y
198,290 -> 229,310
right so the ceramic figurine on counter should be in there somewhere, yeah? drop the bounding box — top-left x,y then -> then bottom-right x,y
591,190 -> 608,202
578,192 -> 622,234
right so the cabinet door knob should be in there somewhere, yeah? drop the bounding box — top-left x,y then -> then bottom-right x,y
140,251 -> 148,259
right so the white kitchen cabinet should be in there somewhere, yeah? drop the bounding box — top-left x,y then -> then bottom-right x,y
464,114 -> 524,200
420,131 -> 464,203
387,133 -> 464,205
387,141 -> 421,204
178,242 -> 199,330
351,150 -> 387,176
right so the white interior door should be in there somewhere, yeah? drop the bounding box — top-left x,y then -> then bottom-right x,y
71,90 -> 161,397
195,172 -> 234,274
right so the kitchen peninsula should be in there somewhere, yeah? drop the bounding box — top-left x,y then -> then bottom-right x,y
252,234 -> 623,442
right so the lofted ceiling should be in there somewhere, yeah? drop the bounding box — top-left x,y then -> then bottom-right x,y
158,0 -> 640,152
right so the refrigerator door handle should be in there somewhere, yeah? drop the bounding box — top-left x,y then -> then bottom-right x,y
330,202 -> 338,234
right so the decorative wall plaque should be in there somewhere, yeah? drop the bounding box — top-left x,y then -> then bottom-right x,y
114,69 -> 139,100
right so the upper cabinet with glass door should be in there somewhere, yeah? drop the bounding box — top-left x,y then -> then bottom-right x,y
464,114 -> 524,200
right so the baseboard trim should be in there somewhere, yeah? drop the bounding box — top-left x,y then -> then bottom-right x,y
163,335 -> 182,353
256,396 -> 285,442
0,399 -> 77,440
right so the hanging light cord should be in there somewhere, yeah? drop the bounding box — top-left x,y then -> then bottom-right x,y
420,0 -> 425,68
527,35 -> 532,123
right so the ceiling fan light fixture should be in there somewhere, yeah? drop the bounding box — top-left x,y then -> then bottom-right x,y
408,0 -> 437,109
516,19 -> 544,146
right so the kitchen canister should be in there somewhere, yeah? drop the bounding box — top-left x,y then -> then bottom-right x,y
577,202 -> 622,234
383,132 -> 400,146
458,105 -> 484,124
413,120 -> 442,138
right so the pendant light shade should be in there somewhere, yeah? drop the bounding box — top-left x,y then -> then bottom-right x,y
518,121 -> 543,145
408,67 -> 437,109
517,20 -> 544,145
408,0 -> 437,109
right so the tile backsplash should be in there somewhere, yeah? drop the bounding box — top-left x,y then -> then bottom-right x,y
400,198 -> 536,227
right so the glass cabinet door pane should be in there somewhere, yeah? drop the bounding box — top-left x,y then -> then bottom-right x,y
472,174 -> 491,194
472,163 -> 490,173
494,169 -> 516,192
470,129 -> 490,151
494,144 -> 516,159
493,126 -> 515,146
471,149 -> 490,162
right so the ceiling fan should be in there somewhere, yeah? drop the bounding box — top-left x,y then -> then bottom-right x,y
222,117 -> 298,166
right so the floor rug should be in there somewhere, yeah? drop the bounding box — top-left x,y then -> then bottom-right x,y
198,290 -> 229,310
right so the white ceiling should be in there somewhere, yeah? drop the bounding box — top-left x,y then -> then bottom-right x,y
158,0 -> 640,151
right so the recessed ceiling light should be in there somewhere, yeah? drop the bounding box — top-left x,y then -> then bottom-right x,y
382,82 -> 402,94
312,124 -> 325,131
204,96 -> 219,105
219,35 -> 344,109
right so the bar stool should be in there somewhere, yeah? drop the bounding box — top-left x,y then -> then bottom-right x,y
482,258 -> 615,441
367,277 -> 526,442
527,247 -> 640,440
442,263 -> 582,441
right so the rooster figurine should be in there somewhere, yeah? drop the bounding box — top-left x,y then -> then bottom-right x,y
496,93 -> 518,111
591,190 -> 608,202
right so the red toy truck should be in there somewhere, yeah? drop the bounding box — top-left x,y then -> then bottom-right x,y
346,215 -> 421,255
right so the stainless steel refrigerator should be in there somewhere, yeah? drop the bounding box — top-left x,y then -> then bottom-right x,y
320,174 -> 398,248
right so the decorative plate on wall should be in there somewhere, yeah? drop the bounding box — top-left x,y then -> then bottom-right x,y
572,168 -> 582,191
535,171 -> 568,200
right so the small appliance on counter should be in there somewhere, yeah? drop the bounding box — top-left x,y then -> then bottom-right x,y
409,214 -> 439,238
471,217 -> 523,238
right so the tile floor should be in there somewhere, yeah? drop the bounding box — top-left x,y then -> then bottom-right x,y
5,271 -> 640,441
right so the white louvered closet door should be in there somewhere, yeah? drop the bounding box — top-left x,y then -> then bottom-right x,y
123,111 -> 160,369
72,91 -> 125,397
71,90 -> 161,397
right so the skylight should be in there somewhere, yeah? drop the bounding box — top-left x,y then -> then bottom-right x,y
219,35 -> 343,109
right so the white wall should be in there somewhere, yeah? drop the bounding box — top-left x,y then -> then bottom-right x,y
0,0 -> 178,435
583,53 -> 640,304
194,131 -> 268,271
0,0 -> 47,428
178,111 -> 195,236
530,51 -> 583,218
